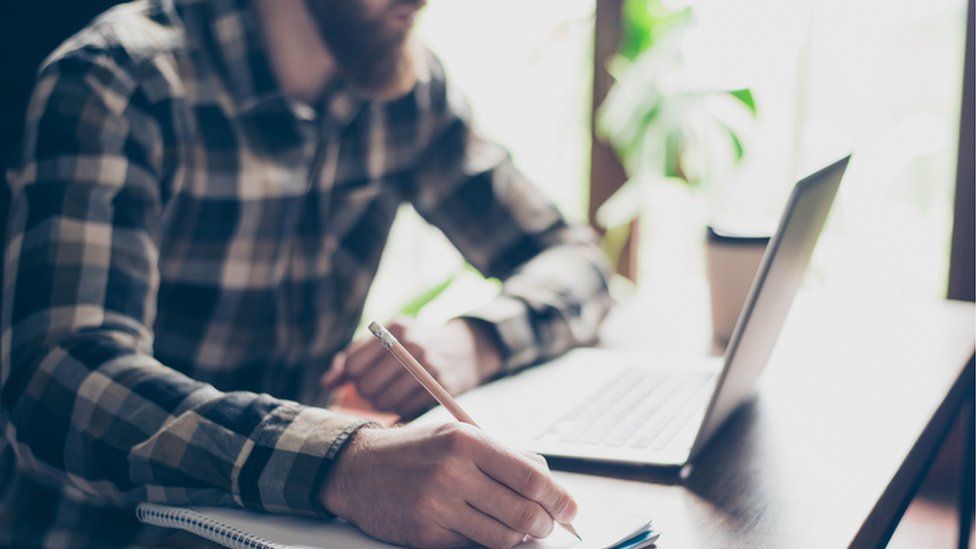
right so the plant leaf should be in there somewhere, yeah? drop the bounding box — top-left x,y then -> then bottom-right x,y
602,221 -> 634,271
621,0 -> 651,60
727,88 -> 757,116
595,177 -> 643,229
716,120 -> 746,164
663,130 -> 682,179
395,273 -> 457,318
729,129 -> 745,162
620,0 -> 693,60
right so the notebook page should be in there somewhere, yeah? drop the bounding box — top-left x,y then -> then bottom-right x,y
184,505 -> 652,548
518,511 -> 652,548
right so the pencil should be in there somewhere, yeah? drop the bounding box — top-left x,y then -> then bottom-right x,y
367,321 -> 582,542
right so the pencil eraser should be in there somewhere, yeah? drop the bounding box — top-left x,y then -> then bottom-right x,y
368,321 -> 396,349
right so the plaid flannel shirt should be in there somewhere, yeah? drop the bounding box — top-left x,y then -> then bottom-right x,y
0,0 -> 613,546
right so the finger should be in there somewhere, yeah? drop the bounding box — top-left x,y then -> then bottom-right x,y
462,466 -> 554,540
386,319 -> 410,338
520,451 -> 549,471
345,340 -> 388,378
320,353 -> 347,390
374,374 -> 424,411
472,440 -> 578,524
394,387 -> 437,417
446,502 -> 525,549
356,358 -> 403,398
341,335 -> 375,361
345,320 -> 416,379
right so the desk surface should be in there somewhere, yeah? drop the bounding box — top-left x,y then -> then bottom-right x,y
158,290 -> 974,548
556,289 -> 975,548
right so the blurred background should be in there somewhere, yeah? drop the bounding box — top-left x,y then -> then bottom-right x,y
363,0 -> 968,327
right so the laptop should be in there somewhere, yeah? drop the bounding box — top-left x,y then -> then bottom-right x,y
415,156 -> 850,467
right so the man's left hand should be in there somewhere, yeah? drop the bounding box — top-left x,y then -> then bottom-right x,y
322,319 -> 504,417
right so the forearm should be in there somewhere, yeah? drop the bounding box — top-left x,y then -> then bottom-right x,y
409,52 -> 614,374
3,330 -> 372,516
462,225 -> 614,373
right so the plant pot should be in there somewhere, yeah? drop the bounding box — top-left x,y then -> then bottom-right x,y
704,225 -> 771,348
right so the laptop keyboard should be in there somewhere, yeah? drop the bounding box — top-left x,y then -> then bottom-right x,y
536,368 -> 716,451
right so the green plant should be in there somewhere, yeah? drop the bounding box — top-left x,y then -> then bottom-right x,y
390,263 -> 495,320
596,0 -> 759,266
395,272 -> 458,318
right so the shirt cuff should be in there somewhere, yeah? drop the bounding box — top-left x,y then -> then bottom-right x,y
461,294 -> 541,373
235,404 -> 375,518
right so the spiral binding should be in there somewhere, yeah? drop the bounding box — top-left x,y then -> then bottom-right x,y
136,504 -> 281,549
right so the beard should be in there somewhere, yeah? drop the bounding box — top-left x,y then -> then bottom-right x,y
304,0 -> 424,101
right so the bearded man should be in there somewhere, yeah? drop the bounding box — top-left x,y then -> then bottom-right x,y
0,0 -> 612,546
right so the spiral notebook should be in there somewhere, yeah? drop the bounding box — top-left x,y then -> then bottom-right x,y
136,502 -> 659,548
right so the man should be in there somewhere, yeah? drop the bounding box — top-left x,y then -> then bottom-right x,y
0,0 -> 613,546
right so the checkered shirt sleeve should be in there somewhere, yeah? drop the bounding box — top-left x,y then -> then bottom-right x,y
412,57 -> 615,372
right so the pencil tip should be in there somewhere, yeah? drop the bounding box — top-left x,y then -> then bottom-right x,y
561,522 -> 581,541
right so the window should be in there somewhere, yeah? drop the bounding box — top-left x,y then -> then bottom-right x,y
635,0 -> 966,300
800,0 -> 965,298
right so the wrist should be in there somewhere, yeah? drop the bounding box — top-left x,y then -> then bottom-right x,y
455,318 -> 504,381
320,424 -> 378,519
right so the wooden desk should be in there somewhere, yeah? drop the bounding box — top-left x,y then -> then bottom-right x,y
552,289 -> 975,548
157,290 -> 974,548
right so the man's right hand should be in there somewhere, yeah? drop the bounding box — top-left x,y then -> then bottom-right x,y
320,422 -> 578,548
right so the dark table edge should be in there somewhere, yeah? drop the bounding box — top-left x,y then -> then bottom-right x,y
850,352 -> 976,548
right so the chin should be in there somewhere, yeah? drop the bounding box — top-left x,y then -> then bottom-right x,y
358,40 -> 423,101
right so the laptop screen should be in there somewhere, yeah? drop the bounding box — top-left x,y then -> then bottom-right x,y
690,156 -> 850,458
